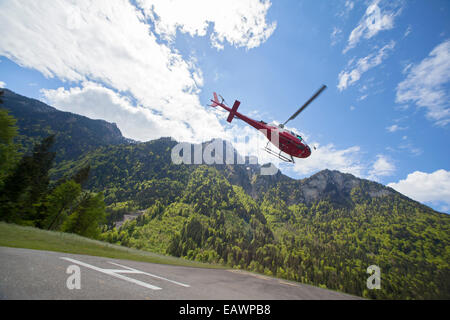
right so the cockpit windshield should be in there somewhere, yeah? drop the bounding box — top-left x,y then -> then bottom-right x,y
290,131 -> 303,141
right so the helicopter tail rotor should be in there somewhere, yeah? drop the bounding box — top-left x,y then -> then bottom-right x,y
210,92 -> 220,107
227,100 -> 241,123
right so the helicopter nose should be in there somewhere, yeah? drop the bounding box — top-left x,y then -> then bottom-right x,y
304,146 -> 312,158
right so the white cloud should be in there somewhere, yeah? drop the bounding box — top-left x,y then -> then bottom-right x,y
136,0 -> 277,50
338,41 -> 395,91
0,0 -> 276,143
403,25 -> 412,38
398,143 -> 422,156
219,121 -> 367,178
330,27 -> 342,46
396,39 -> 450,126
386,124 -> 407,132
0,0 -> 386,182
395,104 -> 409,111
402,62 -> 413,74
384,141 -> 422,157
368,154 -> 395,181
388,170 -> 450,212
345,1 -> 355,11
358,94 -> 368,101
42,82 -> 226,142
336,0 -> 355,18
290,144 -> 364,178
0,80 -> 5,88
343,0 -> 400,53
216,119 -> 366,179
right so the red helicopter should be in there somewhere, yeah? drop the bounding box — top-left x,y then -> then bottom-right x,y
209,85 -> 327,163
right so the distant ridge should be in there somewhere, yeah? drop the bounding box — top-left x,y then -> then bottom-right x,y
1,88 -> 131,161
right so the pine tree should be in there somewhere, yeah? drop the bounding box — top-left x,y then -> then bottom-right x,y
0,107 -> 20,187
0,135 -> 56,224
72,164 -> 91,187
50,164 -> 91,192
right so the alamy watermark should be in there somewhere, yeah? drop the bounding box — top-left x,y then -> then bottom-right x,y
171,129 -> 280,176
66,265 -> 81,290
366,265 -> 381,290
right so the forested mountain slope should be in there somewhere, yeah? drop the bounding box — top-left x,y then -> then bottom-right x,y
51,133 -> 449,300
2,88 -> 449,299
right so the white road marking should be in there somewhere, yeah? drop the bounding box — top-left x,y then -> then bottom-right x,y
60,257 -> 190,290
107,262 -> 190,287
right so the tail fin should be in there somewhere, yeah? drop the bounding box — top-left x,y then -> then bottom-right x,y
211,92 -> 220,107
210,92 -> 240,123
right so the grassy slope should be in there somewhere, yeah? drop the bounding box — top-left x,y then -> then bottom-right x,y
0,222 -> 223,269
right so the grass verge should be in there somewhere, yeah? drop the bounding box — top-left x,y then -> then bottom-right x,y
0,222 -> 223,269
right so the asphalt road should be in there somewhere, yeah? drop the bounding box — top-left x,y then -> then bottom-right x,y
0,246 -> 361,300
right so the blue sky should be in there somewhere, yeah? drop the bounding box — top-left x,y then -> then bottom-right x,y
0,0 -> 449,212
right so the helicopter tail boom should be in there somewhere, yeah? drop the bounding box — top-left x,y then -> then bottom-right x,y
210,93 -> 242,123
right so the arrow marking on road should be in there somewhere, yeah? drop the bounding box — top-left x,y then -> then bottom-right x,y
61,257 -> 190,290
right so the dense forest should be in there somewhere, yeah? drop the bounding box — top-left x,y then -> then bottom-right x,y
99,165 -> 449,299
0,90 -> 107,238
1,89 -> 449,299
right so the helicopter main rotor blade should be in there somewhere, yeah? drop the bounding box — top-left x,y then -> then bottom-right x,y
282,84 -> 327,126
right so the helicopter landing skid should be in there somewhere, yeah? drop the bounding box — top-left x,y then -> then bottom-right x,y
263,144 -> 295,163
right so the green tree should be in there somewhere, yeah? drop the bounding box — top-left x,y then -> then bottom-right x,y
0,135 -> 55,224
0,100 -> 20,187
61,192 -> 106,238
42,180 -> 82,230
72,164 -> 91,187
50,164 -> 91,193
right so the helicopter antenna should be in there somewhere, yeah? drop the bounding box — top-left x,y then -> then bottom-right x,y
281,84 -> 327,127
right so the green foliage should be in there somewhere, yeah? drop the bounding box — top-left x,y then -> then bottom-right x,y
0,107 -> 18,143
42,180 -> 82,231
23,131 -> 450,300
135,178 -> 184,208
71,164 -> 91,187
0,109 -> 106,240
0,222 -> 220,269
0,135 -> 56,225
2,88 -> 449,299
49,138 -> 192,206
62,192 -> 106,239
0,107 -> 20,187
101,163 -> 450,300
182,166 -> 250,221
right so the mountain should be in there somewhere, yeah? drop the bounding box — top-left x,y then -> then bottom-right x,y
1,89 -> 131,161
48,136 -> 421,210
0,88 -> 412,206
49,133 -> 449,300
1,88 -> 449,299
258,168 -> 426,207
